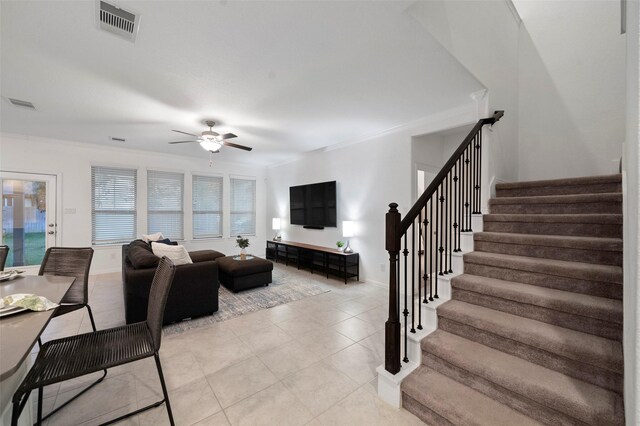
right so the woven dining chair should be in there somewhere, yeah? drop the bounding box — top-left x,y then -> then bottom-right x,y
39,247 -> 96,329
0,245 -> 8,271
12,257 -> 177,426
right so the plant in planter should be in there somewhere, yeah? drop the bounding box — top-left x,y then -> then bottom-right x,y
236,236 -> 250,260
336,241 -> 345,251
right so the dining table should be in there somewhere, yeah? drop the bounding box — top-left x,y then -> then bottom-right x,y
0,274 -> 75,426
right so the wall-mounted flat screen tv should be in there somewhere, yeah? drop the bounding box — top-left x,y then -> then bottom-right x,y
290,181 -> 337,228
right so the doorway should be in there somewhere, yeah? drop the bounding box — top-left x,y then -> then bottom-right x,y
1,172 -> 58,268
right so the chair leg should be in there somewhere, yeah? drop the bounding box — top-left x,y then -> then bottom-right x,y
11,391 -> 30,426
154,354 -> 175,426
40,369 -> 107,422
85,304 -> 98,332
37,387 -> 43,425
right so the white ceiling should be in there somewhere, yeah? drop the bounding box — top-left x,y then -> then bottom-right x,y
1,1 -> 483,166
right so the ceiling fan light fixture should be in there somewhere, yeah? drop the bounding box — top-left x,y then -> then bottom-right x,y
199,140 -> 222,152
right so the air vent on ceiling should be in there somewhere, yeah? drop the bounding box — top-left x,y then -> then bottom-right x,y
110,136 -> 126,142
97,1 -> 140,42
8,98 -> 36,110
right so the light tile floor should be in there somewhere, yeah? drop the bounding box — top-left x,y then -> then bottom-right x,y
30,266 -> 425,426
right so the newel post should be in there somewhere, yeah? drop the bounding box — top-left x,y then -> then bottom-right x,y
385,203 -> 401,374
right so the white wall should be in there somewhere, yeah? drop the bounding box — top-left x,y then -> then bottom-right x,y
266,103 -> 477,285
408,0 -> 520,185
623,0 -> 640,423
516,0 -> 626,180
0,133 -> 268,273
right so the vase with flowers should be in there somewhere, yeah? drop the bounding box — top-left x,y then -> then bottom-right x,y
236,236 -> 250,260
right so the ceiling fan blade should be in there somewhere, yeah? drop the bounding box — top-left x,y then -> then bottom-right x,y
220,133 -> 237,140
169,140 -> 200,144
222,141 -> 252,151
171,130 -> 199,137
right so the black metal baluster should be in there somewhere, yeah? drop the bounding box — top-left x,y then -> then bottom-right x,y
402,234 -> 409,363
466,145 -> 472,232
418,210 -> 424,328
454,161 -> 460,252
448,171 -> 453,273
429,197 -> 434,301
422,207 -> 429,305
478,130 -> 483,216
411,221 -> 416,334
473,134 -> 480,214
444,172 -> 449,275
438,185 -> 444,276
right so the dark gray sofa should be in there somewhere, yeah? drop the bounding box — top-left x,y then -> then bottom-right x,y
121,241 -> 225,324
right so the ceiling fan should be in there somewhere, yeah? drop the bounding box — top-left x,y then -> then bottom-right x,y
169,120 -> 252,152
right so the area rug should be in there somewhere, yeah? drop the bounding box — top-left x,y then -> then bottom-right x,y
163,263 -> 330,335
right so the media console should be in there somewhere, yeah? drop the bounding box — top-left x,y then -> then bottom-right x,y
266,240 -> 359,284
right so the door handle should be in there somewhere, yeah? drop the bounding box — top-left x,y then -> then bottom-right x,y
48,231 -> 55,235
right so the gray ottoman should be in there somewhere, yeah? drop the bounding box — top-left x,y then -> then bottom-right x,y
217,256 -> 273,292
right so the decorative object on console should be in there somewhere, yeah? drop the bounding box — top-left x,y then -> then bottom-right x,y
236,235 -> 250,260
272,218 -> 281,241
342,221 -> 355,253
336,241 -> 344,251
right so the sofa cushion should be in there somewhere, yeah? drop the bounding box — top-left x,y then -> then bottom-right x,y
151,243 -> 193,266
128,244 -> 160,269
190,250 -> 226,263
217,256 -> 273,277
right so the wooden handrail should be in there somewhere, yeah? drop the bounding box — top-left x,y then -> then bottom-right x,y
398,111 -> 504,235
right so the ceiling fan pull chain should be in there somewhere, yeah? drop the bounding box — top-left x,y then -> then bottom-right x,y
209,151 -> 213,167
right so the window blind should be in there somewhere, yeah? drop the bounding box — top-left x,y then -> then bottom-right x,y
91,166 -> 137,245
147,170 -> 184,240
192,174 -> 223,239
230,178 -> 256,236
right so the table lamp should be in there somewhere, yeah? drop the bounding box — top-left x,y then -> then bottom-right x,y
272,218 -> 281,241
342,221 -> 354,253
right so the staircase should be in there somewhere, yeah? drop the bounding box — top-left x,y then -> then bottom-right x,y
401,174 -> 625,425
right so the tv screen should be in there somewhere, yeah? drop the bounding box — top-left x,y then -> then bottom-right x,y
290,181 -> 337,228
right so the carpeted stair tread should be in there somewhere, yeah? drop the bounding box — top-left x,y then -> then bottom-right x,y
474,232 -> 622,252
483,213 -> 622,224
402,365 -> 543,426
489,193 -> 621,214
422,330 -> 625,426
490,192 -> 622,205
451,274 -> 622,324
496,174 -> 621,190
464,251 -> 622,284
437,300 -> 623,373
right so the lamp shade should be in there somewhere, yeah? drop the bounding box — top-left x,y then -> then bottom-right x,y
342,221 -> 355,238
272,218 -> 281,231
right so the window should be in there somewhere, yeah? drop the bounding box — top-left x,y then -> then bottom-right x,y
147,170 -> 184,240
91,166 -> 137,245
230,178 -> 256,236
192,174 -> 223,239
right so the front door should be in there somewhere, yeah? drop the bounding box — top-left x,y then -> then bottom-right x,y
0,172 -> 57,269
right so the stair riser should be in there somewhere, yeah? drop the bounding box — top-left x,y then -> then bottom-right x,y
474,240 -> 622,267
463,263 -> 623,299
452,288 -> 622,341
422,353 -> 589,426
489,202 -> 621,215
437,315 -> 623,395
402,393 -> 454,426
483,221 -> 622,238
496,182 -> 621,198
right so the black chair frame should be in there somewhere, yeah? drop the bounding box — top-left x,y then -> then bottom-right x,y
12,257 -> 177,426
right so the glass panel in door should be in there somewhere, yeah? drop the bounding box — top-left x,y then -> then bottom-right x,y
1,173 -> 56,268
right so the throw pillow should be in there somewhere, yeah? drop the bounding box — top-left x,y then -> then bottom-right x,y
129,245 -> 160,269
151,242 -> 193,266
142,232 -> 164,243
